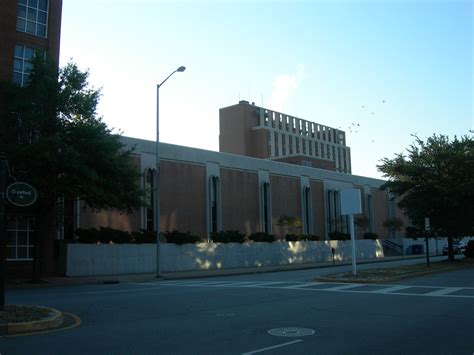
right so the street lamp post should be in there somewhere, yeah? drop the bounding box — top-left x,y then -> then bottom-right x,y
155,66 -> 185,277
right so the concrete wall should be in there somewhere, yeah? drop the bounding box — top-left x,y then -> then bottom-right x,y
220,168 -> 259,235
270,175 -> 301,237
66,240 -> 384,276
160,160 -> 207,237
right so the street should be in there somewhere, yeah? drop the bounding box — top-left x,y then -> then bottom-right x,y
2,258 -> 473,354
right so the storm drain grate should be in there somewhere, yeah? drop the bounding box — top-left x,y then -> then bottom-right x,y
267,327 -> 316,337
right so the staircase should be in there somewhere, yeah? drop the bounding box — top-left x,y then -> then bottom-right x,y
382,239 -> 404,257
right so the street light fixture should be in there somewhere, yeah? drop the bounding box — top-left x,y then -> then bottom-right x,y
155,66 -> 186,277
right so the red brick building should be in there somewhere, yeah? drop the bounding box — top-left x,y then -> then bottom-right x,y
1,0 -> 63,278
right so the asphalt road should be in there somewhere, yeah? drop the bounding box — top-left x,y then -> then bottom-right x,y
2,257 -> 473,355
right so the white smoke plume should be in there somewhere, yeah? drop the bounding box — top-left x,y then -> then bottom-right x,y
268,64 -> 304,112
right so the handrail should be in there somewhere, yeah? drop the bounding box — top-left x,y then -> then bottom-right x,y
382,239 -> 403,255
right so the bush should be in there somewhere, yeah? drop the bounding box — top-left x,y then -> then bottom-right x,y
131,229 -> 156,243
465,240 -> 474,258
163,230 -> 201,245
75,228 -> 100,243
211,230 -> 246,243
75,227 -> 133,244
285,234 -> 320,241
248,232 -> 275,242
329,231 -> 350,240
363,232 -> 379,240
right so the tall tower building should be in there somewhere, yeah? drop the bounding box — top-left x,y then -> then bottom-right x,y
0,0 -> 63,85
220,100 -> 352,173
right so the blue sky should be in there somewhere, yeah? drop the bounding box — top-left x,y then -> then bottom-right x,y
60,0 -> 472,179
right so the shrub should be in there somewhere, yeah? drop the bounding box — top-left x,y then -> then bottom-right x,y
75,228 -> 100,243
163,230 -> 201,245
363,232 -> 379,240
211,230 -> 246,243
131,229 -> 156,243
465,240 -> 474,258
285,234 -> 320,241
329,231 -> 350,240
100,227 -> 133,244
75,227 -> 133,244
248,232 -> 275,242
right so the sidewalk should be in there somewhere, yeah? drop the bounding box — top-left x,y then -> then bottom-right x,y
7,254 -> 442,289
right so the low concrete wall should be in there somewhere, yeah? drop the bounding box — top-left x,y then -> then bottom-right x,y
401,236 -> 474,255
66,240 -> 384,276
66,244 -> 156,276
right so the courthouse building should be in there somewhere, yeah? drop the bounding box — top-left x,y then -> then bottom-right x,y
78,101 -> 407,242
1,1 -> 407,277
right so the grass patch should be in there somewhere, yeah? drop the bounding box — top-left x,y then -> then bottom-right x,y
317,259 -> 473,283
0,305 -> 53,323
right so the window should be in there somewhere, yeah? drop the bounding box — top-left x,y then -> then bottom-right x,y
366,194 -> 373,232
209,176 -> 220,235
7,216 -> 35,260
388,193 -> 396,219
261,182 -> 271,233
145,169 -> 154,231
303,187 -> 312,234
16,0 -> 48,37
274,132 -> 279,157
326,189 -> 347,234
13,44 -> 39,86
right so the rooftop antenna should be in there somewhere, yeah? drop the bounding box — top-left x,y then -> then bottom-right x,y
261,92 -> 263,107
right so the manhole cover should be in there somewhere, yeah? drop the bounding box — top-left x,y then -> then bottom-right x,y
268,327 -> 316,337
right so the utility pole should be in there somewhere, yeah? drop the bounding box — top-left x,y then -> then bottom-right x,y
425,217 -> 430,267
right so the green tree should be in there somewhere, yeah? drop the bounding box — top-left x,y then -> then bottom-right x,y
377,134 -> 474,260
276,215 -> 302,237
0,57 -> 143,279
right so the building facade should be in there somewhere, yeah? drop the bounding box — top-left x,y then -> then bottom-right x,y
78,136 -> 407,242
1,0 -> 63,278
0,0 -> 63,85
220,101 -> 351,173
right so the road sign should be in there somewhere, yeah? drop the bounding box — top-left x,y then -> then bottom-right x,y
340,189 -> 362,215
5,182 -> 37,207
425,217 -> 430,232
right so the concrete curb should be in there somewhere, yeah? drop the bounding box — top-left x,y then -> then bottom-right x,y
1,306 -> 63,335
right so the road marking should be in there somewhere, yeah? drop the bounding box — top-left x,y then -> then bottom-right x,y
282,282 -> 325,289
422,287 -> 464,296
371,286 -> 412,294
156,281 -> 474,299
323,283 -> 363,291
242,339 -> 303,355
85,287 -> 161,294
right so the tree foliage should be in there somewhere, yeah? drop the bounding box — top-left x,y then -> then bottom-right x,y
377,134 -> 473,238
0,56 -> 143,213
